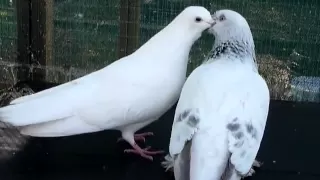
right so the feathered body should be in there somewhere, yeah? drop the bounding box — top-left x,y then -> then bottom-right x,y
0,6 -> 214,160
164,10 -> 270,179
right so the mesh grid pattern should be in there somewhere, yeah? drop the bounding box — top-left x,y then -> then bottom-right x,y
0,0 -> 17,87
0,0 -> 16,62
0,0 -> 319,102
53,0 -> 120,71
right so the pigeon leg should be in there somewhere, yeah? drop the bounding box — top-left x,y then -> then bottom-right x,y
119,122 -> 163,160
243,160 -> 264,178
252,159 -> 263,167
124,144 -> 165,161
117,132 -> 154,143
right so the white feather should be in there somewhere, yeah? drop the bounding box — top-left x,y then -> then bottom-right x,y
164,9 -> 270,180
167,58 -> 269,180
0,6 -> 214,144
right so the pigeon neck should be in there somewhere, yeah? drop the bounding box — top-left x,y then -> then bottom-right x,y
134,24 -> 197,63
206,39 -> 258,70
210,39 -> 254,58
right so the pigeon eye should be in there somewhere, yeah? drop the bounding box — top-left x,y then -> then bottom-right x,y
195,17 -> 202,22
219,15 -> 226,21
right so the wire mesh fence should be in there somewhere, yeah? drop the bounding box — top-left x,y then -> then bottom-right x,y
0,0 -> 319,166
0,0 -> 23,158
0,0 -> 319,102
0,0 -> 17,87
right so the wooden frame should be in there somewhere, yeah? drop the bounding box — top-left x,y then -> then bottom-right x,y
16,0 -> 53,82
118,0 -> 141,59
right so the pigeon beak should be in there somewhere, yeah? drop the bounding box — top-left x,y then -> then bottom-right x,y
209,15 -> 217,27
206,20 -> 215,27
207,16 -> 217,34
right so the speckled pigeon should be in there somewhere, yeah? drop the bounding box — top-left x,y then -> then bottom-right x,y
162,9 -> 270,179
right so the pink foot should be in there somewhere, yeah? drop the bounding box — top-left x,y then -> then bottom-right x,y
124,144 -> 165,161
117,132 -> 154,143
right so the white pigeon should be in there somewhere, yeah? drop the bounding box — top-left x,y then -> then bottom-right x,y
0,6 -> 214,160
162,9 -> 270,179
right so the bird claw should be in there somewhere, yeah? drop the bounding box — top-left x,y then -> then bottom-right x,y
117,132 -> 154,143
161,154 -> 175,172
252,159 -> 263,168
117,136 -> 146,143
243,160 -> 263,178
245,168 -> 256,177
124,144 -> 165,161
135,132 -> 154,137
118,132 -> 162,160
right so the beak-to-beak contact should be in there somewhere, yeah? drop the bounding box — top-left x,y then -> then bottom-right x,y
206,16 -> 216,33
209,15 -> 218,27
206,17 -> 216,27
209,20 -> 216,27
206,18 -> 216,29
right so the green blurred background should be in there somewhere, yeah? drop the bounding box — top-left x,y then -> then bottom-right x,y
0,0 -> 320,102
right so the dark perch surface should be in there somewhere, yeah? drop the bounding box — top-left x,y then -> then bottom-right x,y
0,81 -> 319,180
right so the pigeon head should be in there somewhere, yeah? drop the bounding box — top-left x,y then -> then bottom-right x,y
174,6 -> 215,40
206,10 -> 257,69
208,9 -> 253,45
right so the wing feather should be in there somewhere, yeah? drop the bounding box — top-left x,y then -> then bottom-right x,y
0,71 -> 102,126
166,63 -> 269,179
227,75 -> 269,176
168,67 -> 203,157
169,108 -> 200,156
10,70 -> 101,105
